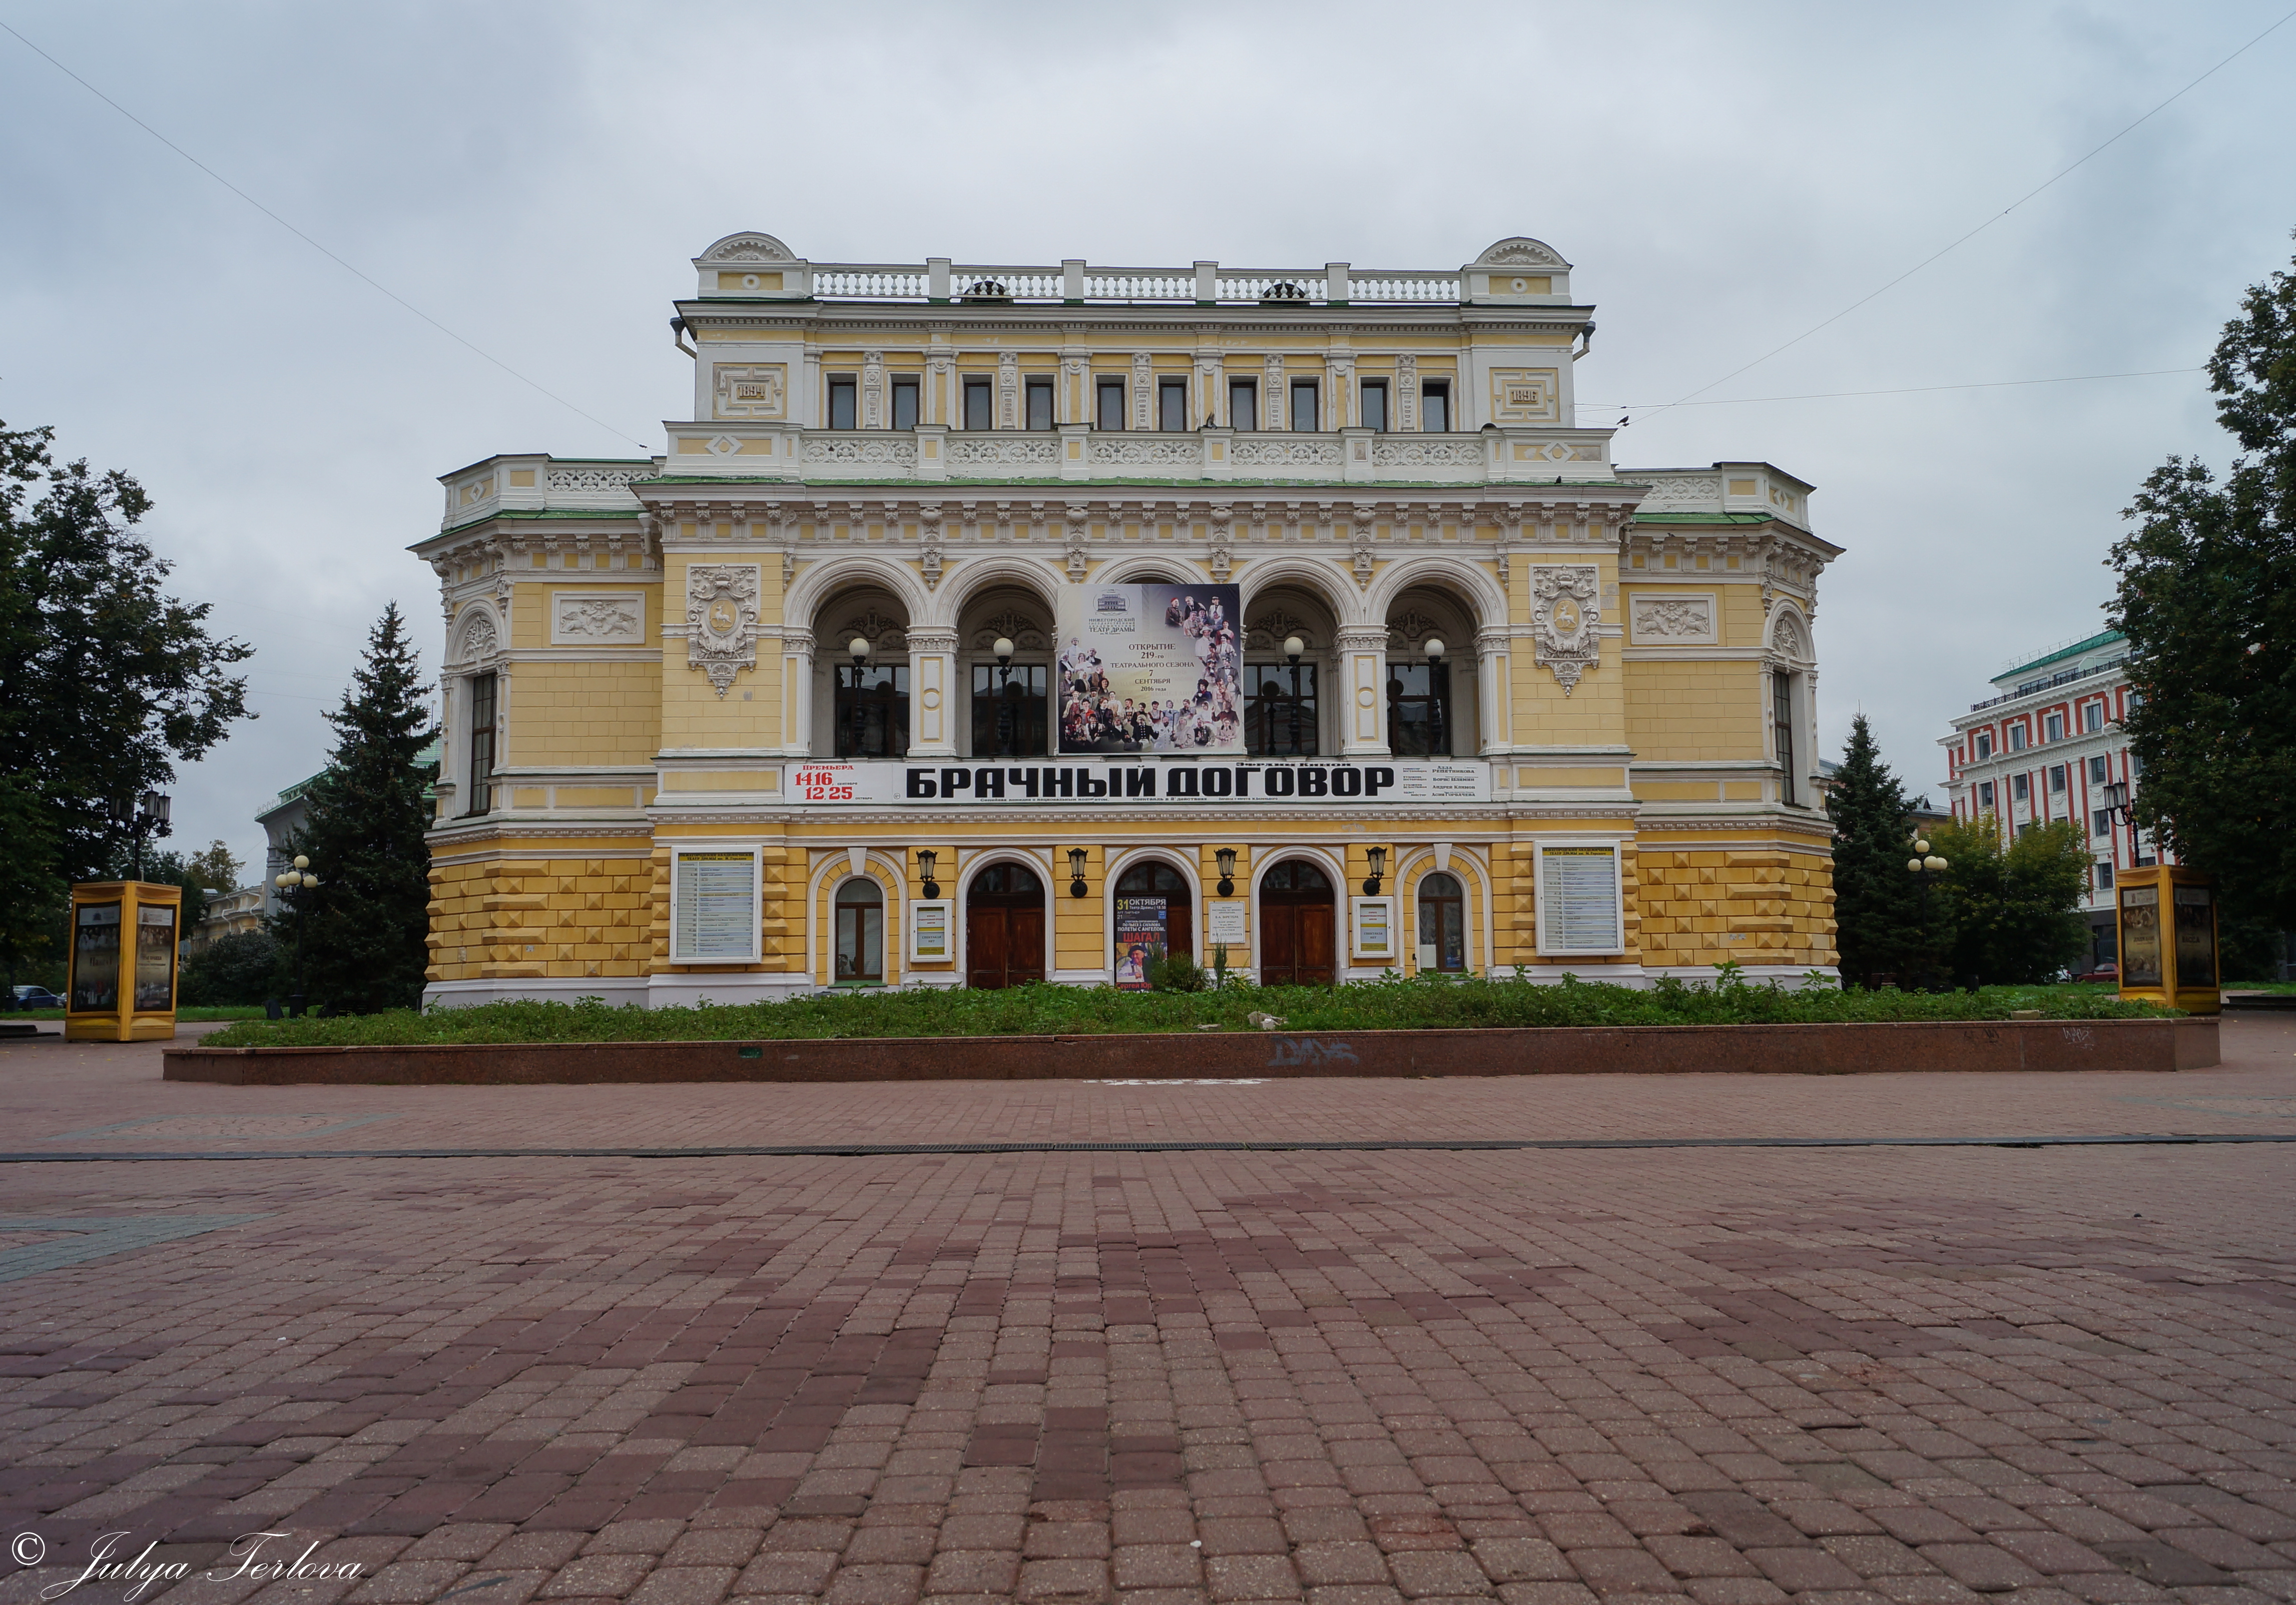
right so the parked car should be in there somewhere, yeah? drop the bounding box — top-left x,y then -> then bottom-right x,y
9,985 -> 63,1009
2072,962 -> 2120,986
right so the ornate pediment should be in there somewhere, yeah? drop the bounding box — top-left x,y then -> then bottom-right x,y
701,231 -> 794,263
1474,236 -> 1569,269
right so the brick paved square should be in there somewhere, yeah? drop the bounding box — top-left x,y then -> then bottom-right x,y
2,1023 -> 2294,1603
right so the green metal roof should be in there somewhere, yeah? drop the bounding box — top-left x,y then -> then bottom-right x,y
1995,628 -> 2126,685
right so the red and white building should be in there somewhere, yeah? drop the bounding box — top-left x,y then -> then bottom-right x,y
1940,627 -> 2164,969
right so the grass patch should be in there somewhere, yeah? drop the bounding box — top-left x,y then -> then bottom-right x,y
199,969 -> 2176,1049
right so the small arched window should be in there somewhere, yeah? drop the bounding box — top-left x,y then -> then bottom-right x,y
1417,872 -> 1466,972
834,878 -> 884,984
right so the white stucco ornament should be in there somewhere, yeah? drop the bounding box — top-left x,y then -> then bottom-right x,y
1530,565 -> 1602,694
686,564 -> 760,696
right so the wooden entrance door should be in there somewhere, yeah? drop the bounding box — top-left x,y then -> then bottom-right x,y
965,862 -> 1047,989
1257,859 -> 1336,986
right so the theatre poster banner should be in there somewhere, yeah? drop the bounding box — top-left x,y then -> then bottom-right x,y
790,759 -> 1489,806
1057,583 -> 1243,755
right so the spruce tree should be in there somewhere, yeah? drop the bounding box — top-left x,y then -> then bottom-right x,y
286,604 -> 438,1013
1825,714 -> 1934,986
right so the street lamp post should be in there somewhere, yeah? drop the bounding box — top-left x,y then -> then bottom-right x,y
1423,638 -> 1446,756
1905,836 -> 1948,991
110,792 -> 172,881
2099,779 -> 2139,868
847,637 -> 871,755
1283,635 -> 1305,755
994,636 -> 1016,755
273,853 -> 321,1017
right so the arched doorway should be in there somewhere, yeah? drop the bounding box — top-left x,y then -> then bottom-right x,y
1112,860 -> 1192,987
1257,859 -> 1335,986
1416,872 -> 1466,973
965,862 -> 1046,989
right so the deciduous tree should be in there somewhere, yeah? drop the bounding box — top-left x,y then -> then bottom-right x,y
0,420 -> 252,979
1928,817 -> 2091,984
2110,237 -> 2296,926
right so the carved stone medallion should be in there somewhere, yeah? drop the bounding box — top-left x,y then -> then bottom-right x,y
1530,565 -> 1602,694
686,564 -> 760,696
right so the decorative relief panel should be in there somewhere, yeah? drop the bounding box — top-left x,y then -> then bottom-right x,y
552,592 -> 646,646
1230,439 -> 1341,467
1529,565 -> 1602,694
835,608 -> 909,655
713,364 -> 787,420
804,438 -> 917,466
1627,475 -> 1724,511
1088,437 -> 1200,467
686,564 -> 760,696
949,438 -> 1059,466
1372,439 -> 1482,468
1628,593 -> 1716,646
547,466 -> 652,493
1489,369 -> 1561,425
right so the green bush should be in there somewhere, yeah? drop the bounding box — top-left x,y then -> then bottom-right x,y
200,967 -> 2175,1049
1146,945 -> 1207,993
178,931 -> 282,1006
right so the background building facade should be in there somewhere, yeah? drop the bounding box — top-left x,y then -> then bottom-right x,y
1941,627 -> 2157,967
414,233 -> 1842,1004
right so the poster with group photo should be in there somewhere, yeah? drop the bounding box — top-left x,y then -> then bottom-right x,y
1057,583 -> 1243,755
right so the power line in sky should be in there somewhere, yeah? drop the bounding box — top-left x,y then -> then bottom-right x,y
0,18 -> 651,452
1636,6 -> 2296,425
1583,366 -> 2206,417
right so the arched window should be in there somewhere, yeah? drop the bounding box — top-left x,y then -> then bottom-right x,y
1114,861 -> 1193,970
1416,872 -> 1466,972
834,878 -> 884,984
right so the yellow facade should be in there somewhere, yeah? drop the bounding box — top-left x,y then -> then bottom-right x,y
414,234 -> 1841,1004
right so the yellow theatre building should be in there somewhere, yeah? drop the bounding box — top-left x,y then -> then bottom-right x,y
414,232 -> 1841,1006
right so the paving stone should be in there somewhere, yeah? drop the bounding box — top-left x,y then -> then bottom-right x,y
3,1031 -> 2294,1605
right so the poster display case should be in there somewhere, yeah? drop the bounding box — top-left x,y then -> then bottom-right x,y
67,880 -> 182,1042
2114,864 -> 2220,1016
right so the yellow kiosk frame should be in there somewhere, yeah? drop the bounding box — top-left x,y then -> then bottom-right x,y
66,881 -> 183,1042
2114,864 -> 2221,1016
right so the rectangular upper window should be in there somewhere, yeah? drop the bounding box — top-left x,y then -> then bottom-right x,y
1228,378 -> 1257,432
827,377 -> 858,431
2013,774 -> 2030,802
2044,712 -> 2065,742
2088,755 -> 2109,784
2050,764 -> 2067,793
1097,378 -> 1126,431
2007,725 -> 2027,751
1290,379 -> 1319,433
1977,780 -> 1995,810
963,378 -> 993,432
891,378 -> 919,431
2083,702 -> 2104,733
1975,731 -> 1992,760
1158,378 -> 1188,433
1026,377 -> 1055,432
1420,380 -> 1450,433
1360,379 -> 1389,433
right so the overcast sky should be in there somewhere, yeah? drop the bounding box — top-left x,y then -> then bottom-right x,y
5,1 -> 2293,880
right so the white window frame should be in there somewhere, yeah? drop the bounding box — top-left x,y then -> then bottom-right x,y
1532,837 -> 1627,957
670,844 -> 763,963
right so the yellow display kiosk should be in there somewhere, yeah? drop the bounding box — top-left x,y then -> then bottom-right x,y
2115,865 -> 2220,1016
66,881 -> 182,1042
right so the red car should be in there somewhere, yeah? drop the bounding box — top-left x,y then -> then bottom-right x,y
2073,961 -> 2120,985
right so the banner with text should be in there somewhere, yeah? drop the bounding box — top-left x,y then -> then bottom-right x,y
1057,583 -> 1244,755
789,760 -> 1489,806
